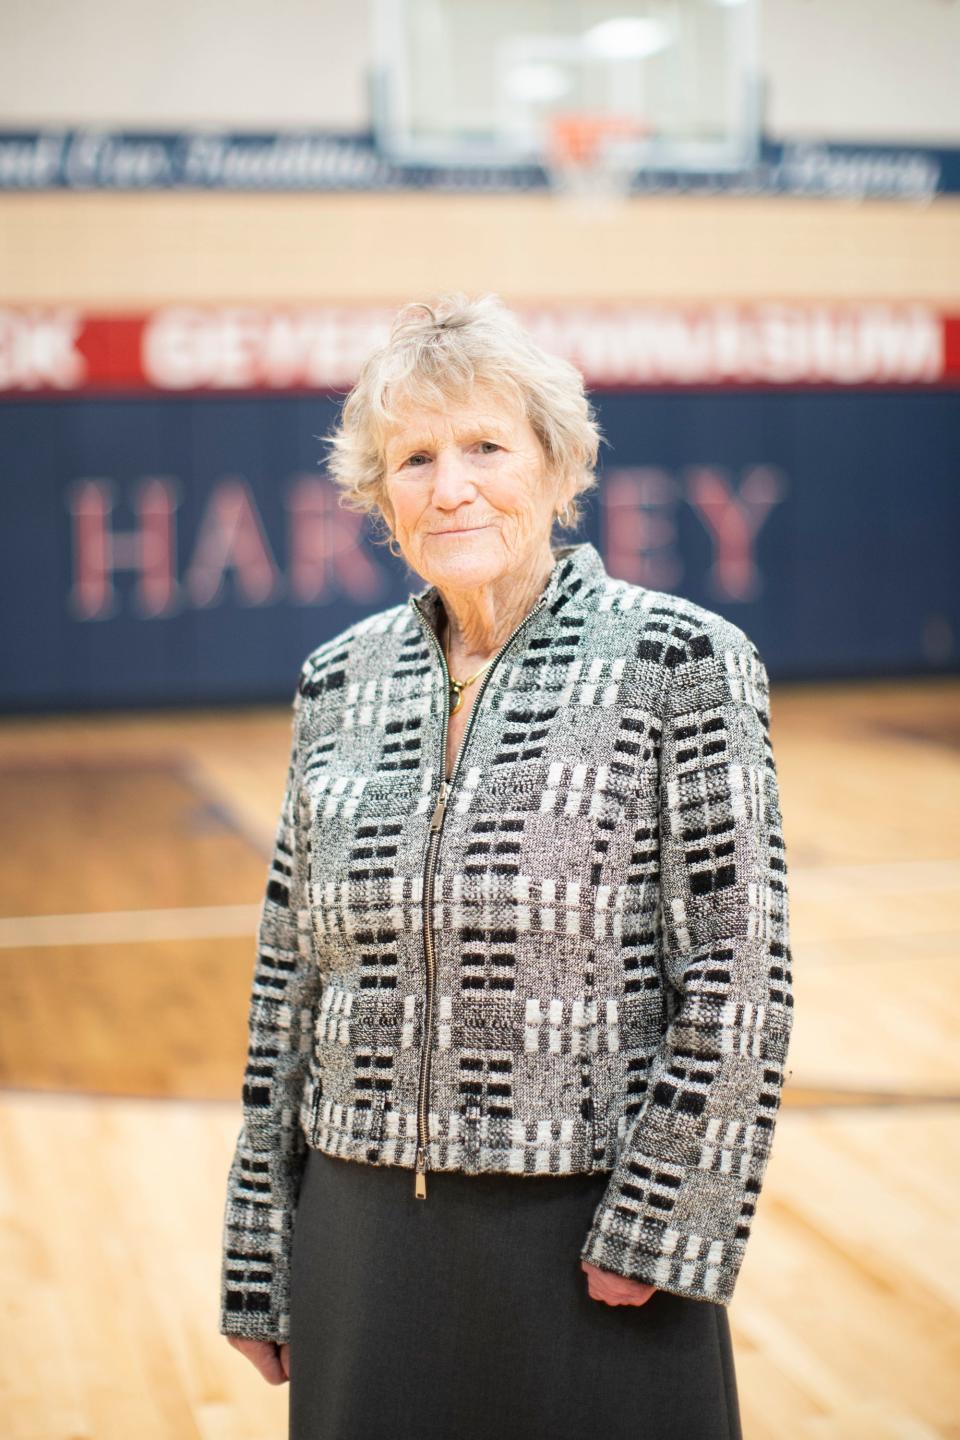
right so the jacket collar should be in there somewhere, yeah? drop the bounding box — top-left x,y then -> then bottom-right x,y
407,541 -> 608,639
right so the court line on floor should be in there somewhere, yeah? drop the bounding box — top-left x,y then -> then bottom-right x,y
0,904 -> 262,947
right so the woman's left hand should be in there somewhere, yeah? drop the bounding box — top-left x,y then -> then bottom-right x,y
581,1259 -> 657,1306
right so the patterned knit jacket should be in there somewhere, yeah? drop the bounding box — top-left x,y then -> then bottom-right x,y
219,540 -> 794,1343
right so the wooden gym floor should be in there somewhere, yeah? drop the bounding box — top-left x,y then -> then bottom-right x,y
0,677 -> 958,1439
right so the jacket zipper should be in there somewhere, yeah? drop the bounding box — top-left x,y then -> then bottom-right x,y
410,588 -> 549,1198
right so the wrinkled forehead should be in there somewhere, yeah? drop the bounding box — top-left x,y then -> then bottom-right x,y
380,379 -> 527,456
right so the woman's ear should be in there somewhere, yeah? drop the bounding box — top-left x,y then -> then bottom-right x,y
553,473 -> 577,518
374,488 -> 395,534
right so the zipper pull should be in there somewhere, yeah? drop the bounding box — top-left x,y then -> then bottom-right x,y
429,779 -> 449,832
415,1145 -> 428,1198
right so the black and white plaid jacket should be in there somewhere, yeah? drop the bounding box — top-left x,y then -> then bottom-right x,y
219,540 -> 794,1342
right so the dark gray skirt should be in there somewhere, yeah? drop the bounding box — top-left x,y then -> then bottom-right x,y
289,1146 -> 742,1440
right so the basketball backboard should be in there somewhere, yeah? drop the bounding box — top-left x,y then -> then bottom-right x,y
371,0 -> 762,192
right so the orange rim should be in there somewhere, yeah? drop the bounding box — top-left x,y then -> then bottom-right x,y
547,112 -> 645,167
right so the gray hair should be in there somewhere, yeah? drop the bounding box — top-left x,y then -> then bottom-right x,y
322,292 -> 603,543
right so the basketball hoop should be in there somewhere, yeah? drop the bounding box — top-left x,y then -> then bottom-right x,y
545,111 -> 647,210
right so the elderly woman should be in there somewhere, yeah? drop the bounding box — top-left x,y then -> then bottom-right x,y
219,293 -> 794,1440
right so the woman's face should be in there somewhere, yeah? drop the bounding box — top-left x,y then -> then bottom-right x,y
379,382 -> 565,594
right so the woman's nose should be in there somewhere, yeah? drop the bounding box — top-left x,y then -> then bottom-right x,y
430,448 -> 476,506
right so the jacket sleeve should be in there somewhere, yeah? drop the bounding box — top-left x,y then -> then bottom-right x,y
579,621 -> 794,1306
218,670 -> 323,1343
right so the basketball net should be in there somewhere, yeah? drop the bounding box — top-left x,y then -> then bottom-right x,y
545,112 -> 647,211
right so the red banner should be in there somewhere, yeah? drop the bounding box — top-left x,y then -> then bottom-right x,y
2,302 -> 958,393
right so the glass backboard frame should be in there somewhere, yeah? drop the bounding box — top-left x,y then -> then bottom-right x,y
371,0 -> 762,177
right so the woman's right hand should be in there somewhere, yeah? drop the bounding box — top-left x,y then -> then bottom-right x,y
226,1336 -> 291,1385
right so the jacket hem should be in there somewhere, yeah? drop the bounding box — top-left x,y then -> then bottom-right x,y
307,1125 -> 616,1179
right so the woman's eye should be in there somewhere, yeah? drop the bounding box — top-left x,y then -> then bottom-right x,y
399,444 -> 498,467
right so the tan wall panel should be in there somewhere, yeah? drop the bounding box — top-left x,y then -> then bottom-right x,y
1,192 -> 959,305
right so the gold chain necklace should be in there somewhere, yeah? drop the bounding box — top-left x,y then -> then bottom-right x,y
441,622 -> 496,715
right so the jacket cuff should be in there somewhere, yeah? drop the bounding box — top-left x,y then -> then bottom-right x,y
579,1206 -> 742,1305
218,1134 -> 299,1344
